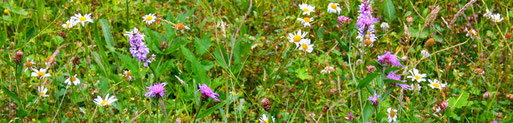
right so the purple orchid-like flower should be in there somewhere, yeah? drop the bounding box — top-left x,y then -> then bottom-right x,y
377,51 -> 403,67
355,0 -> 379,46
197,84 -> 221,102
145,82 -> 167,98
367,92 -> 380,106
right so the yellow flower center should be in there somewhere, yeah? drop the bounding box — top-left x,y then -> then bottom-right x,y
390,110 -> 396,117
265,120 -> 269,123
302,44 -> 309,51
37,72 -> 45,77
100,100 -> 108,106
146,16 -> 153,21
71,76 -> 77,82
433,83 -> 440,88
414,75 -> 420,80
330,4 -> 338,10
3,9 -> 8,14
302,8 -> 309,12
495,19 -> 499,22
40,92 -> 45,96
293,35 -> 302,42
66,23 -> 71,28
79,17 -> 87,21
303,17 -> 311,22
175,23 -> 185,30
25,62 -> 33,67
364,39 -> 372,45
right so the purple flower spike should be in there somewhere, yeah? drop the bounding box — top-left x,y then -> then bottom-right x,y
387,71 -> 410,90
367,92 -> 380,106
145,82 -> 167,98
377,51 -> 403,67
197,84 -> 220,102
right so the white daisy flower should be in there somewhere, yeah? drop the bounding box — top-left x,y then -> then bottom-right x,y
38,86 -> 49,97
299,4 -> 315,15
327,3 -> 341,14
491,13 -> 504,23
387,107 -> 398,122
142,13 -> 156,25
24,58 -> 35,72
421,49 -> 431,58
31,68 -> 51,79
288,29 -> 308,47
298,39 -> 314,53
428,79 -> 446,90
464,27 -> 478,39
321,66 -> 335,74
259,114 -> 275,123
409,83 -> 422,93
71,13 -> 94,27
483,9 -> 492,19
297,17 -> 314,27
61,19 -> 76,29
93,93 -> 118,106
64,74 -> 80,86
174,23 -> 190,33
123,70 -> 134,82
406,68 -> 427,82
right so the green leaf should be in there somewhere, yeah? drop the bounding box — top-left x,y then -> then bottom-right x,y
1,86 -> 20,105
194,36 -> 211,56
296,67 -> 313,80
99,19 -> 114,49
384,79 -> 407,84
181,46 -> 197,62
448,92 -> 471,109
195,102 -> 226,121
362,103 -> 374,122
358,73 -> 379,89
446,110 -> 461,121
383,0 -> 396,21
384,67 -> 401,73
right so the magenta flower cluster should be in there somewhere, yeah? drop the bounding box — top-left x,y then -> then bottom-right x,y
145,82 -> 167,98
377,51 -> 403,67
197,84 -> 220,102
355,0 -> 379,43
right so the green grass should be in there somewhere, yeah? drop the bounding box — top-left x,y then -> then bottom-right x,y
1,0 -> 512,122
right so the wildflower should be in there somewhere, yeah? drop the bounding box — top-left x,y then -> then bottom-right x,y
62,19 -> 76,29
428,79 -> 446,89
45,55 -> 56,66
425,38 -> 436,47
93,93 -> 118,106
464,27 -> 478,38
440,100 -> 449,108
64,74 -> 80,86
376,51 -> 403,67
38,86 -> 49,97
506,94 -> 513,100
432,105 -> 441,112
327,3 -> 341,14
197,84 -> 221,102
71,13 -> 93,27
24,58 -> 35,71
381,22 -> 389,30
124,27 -> 145,40
142,13 -> 156,25
321,66 -> 335,74
174,23 -> 190,33
145,82 -> 167,98
355,0 -> 379,46
483,91 -> 492,98
261,98 -> 271,111
298,39 -> 314,53
259,114 -> 275,123
288,30 -> 308,47
387,107 -> 398,122
409,83 -> 422,93
421,50 -> 431,58
299,4 -> 315,15
366,65 -> 376,73
337,16 -> 352,26
491,14 -> 504,23
406,68 -> 427,82
31,68 -> 51,79
123,70 -> 134,81
297,17 -> 314,27
484,9 -> 493,19
14,51 -> 23,63
367,92 -> 379,106
3,9 -> 8,14
474,68 -> 485,75
125,28 -> 152,67
346,113 -> 354,121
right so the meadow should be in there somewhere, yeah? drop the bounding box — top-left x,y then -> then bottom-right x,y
1,0 -> 512,122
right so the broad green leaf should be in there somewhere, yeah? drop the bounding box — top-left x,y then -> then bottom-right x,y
383,0 -> 396,21
99,19 -> 114,49
448,92 -> 471,109
358,72 -> 379,89
194,36 -> 211,56
296,67 -> 312,80
181,46 -> 197,62
195,102 -> 226,121
363,103 -> 374,122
